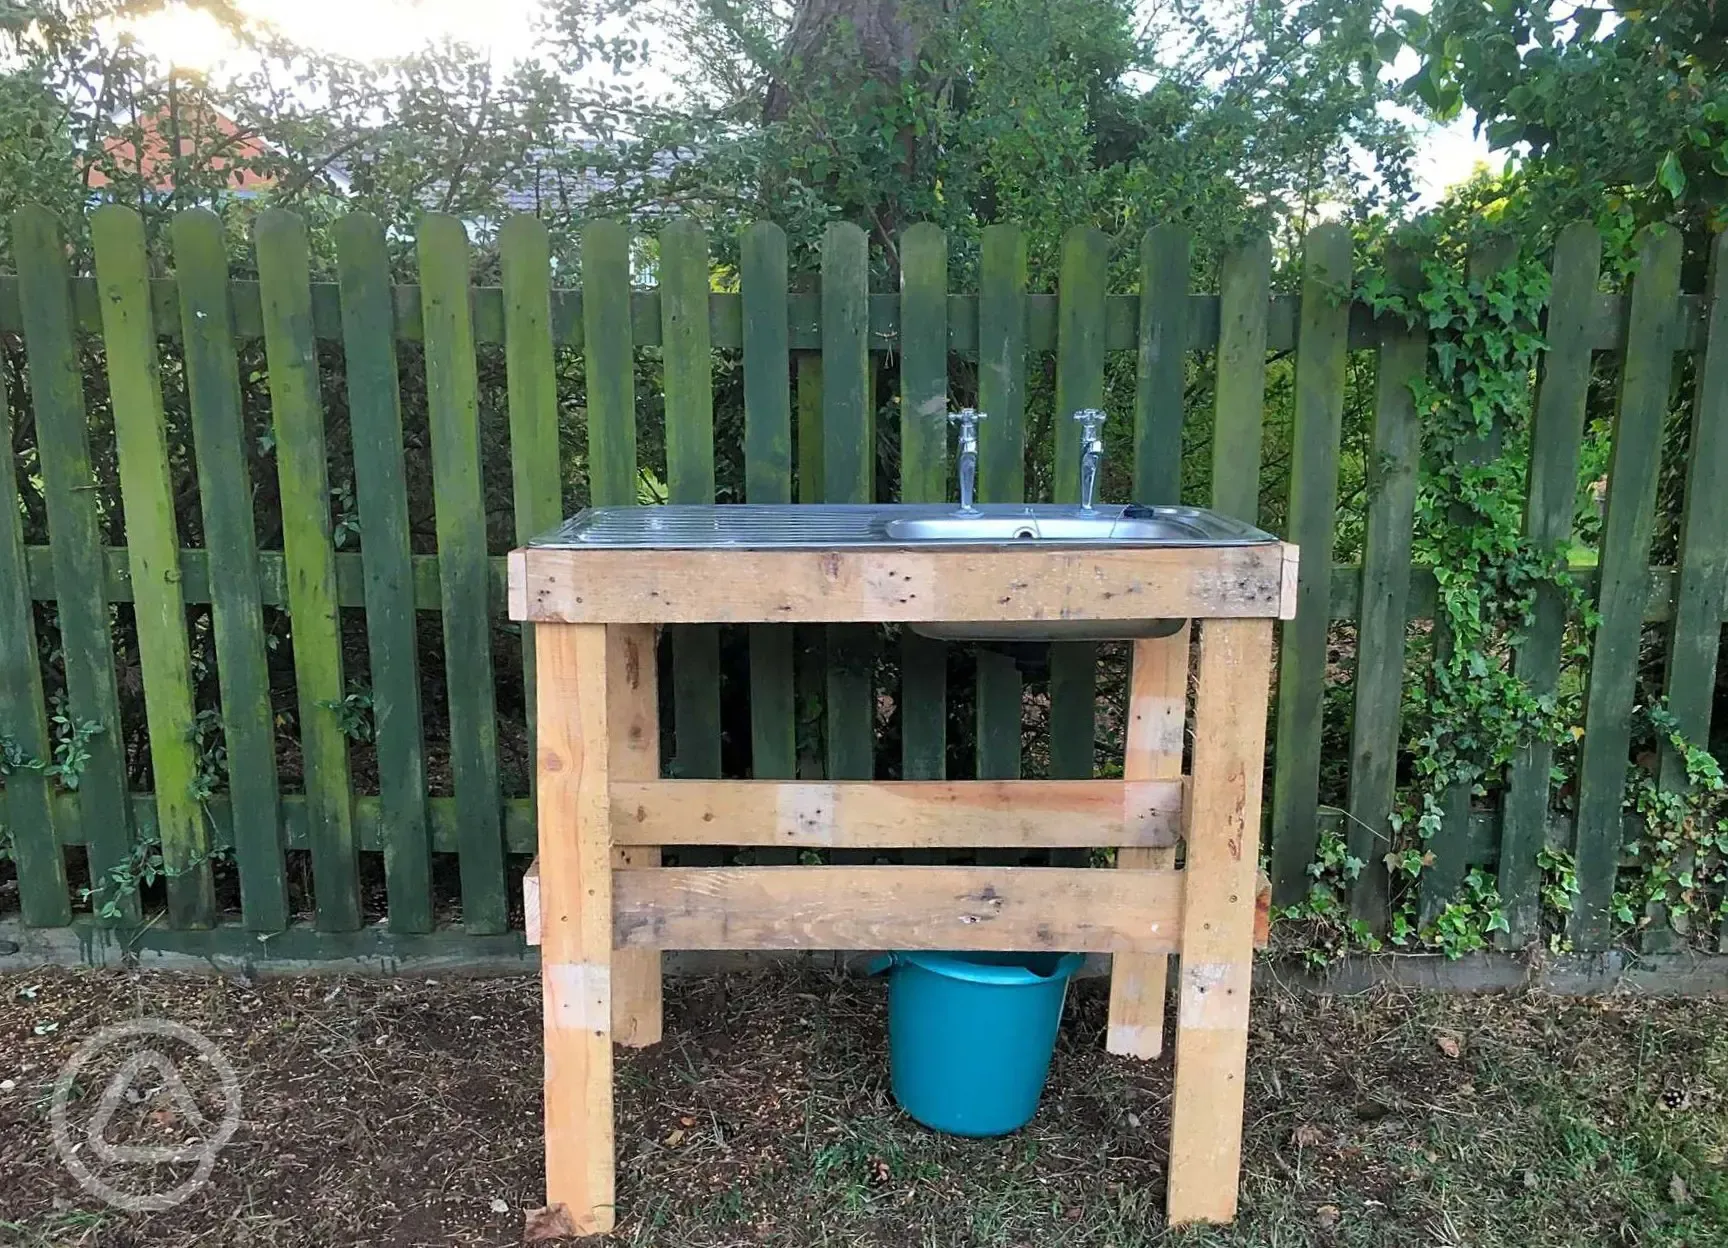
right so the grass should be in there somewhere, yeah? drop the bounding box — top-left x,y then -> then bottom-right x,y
0,966 -> 1724,1246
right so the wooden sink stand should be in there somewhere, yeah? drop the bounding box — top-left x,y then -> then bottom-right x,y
508,539 -> 1298,1237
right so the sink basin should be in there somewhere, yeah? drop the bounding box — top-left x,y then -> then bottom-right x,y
532,502 -> 1277,642
885,509 -> 1208,544
537,503 -> 1270,550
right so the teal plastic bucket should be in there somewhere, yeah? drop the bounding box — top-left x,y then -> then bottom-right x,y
872,950 -> 1084,1137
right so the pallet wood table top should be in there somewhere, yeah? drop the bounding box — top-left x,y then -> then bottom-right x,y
509,540 -> 1299,624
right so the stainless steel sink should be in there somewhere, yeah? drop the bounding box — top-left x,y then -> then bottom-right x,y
885,509 -> 1210,544
533,502 -> 1277,641
537,503 -> 1271,549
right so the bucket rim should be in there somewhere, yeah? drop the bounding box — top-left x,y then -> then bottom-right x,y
888,950 -> 1085,985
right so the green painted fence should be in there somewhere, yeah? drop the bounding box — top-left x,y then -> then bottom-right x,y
1,205 -> 1725,965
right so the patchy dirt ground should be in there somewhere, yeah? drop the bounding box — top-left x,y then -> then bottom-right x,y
0,966 -> 1725,1247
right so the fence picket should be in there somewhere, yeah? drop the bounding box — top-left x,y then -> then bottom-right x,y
335,212 -> 433,934
0,372 -> 68,925
256,207 -> 360,932
741,223 -> 796,783
1106,224 -> 1195,1057
661,219 -> 723,782
899,223 -> 948,782
1134,225 -> 1192,505
821,223 -> 875,783
1497,224 -> 1602,943
1209,236 -> 1272,524
1345,247 -> 1427,930
500,216 -> 563,783
173,208 -> 287,931
1572,226 -> 1684,949
418,214 -> 507,934
583,221 -> 636,508
1653,232 -> 1728,952
1051,226 -> 1109,782
1268,223 -> 1352,906
976,224 -> 1028,783
91,205 -> 215,929
13,204 -> 138,923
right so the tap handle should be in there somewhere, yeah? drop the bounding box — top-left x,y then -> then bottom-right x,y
949,407 -> 985,447
1072,408 -> 1106,448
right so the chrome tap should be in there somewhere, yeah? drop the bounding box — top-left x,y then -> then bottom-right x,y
1074,409 -> 1106,512
950,408 -> 986,514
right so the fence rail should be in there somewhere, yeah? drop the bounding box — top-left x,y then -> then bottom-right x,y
1,204 -> 1725,962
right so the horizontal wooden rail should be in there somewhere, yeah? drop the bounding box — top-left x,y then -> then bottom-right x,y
609,779 -> 1184,848
509,544 -> 1299,624
0,276 -> 1708,355
22,547 -> 1700,624
614,865 -> 1186,952
523,864 -> 1272,952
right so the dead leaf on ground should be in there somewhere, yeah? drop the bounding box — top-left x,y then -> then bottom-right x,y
1316,1204 -> 1341,1228
522,1205 -> 577,1241
1292,1123 -> 1325,1147
1669,1174 -> 1691,1206
1436,1032 -> 1462,1059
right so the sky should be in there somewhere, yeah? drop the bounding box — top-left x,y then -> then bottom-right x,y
120,0 -> 1498,206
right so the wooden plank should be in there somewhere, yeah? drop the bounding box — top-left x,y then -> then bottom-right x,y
1498,224 -> 1602,944
418,214 -> 507,935
821,223 -> 875,782
511,541 -> 1297,625
1051,226 -> 1109,782
1572,226 -> 1684,950
660,219 -> 723,782
1108,625 -> 1190,1059
1134,225 -> 1192,505
822,221 -> 873,503
607,623 -> 662,1046
612,865 -> 1188,953
1345,247 -> 1429,931
976,224 -> 1029,782
582,221 -> 636,507
1652,232 -> 1728,951
608,778 -> 1183,847
92,205 -> 215,929
0,359 -> 68,926
1268,223 -> 1352,906
500,216 -> 564,794
533,623 -> 615,1237
899,223 -> 948,781
335,212 -> 432,934
1208,237 -> 1273,524
741,223 -> 795,781
14,204 -> 137,923
1166,616 -> 1275,1225
255,207 -> 360,932
173,208 -> 286,932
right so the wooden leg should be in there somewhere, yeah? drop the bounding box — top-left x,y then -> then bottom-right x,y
1166,618 -> 1274,1225
608,623 -> 663,1046
533,623 -> 616,1237
1107,623 -> 1190,1059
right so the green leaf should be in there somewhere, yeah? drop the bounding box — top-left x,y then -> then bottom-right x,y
1657,150 -> 1687,200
